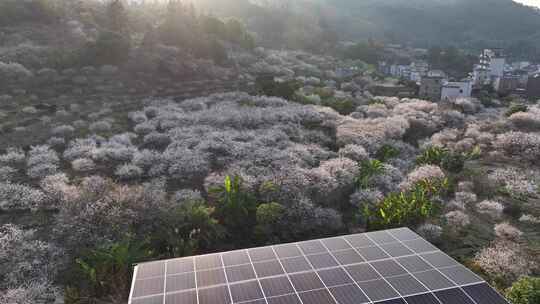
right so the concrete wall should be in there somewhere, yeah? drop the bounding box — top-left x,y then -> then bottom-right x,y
489,58 -> 505,78
441,81 -> 472,100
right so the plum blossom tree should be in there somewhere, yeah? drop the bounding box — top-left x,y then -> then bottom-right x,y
494,132 -> 540,162
0,182 -> 46,211
26,145 -> 59,180
474,240 -> 533,284
0,224 -> 62,298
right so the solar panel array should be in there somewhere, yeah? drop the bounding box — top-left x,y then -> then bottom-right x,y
128,228 -> 508,304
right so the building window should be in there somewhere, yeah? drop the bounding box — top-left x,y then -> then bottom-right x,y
459,89 -> 463,93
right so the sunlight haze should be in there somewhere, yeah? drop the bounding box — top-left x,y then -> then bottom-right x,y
514,0 -> 540,7
1,0 -> 540,303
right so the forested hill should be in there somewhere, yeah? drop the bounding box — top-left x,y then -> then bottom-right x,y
204,0 -> 540,58
321,0 -> 540,56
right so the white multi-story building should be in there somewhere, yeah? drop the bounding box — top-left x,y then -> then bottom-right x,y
472,49 -> 506,88
489,57 -> 505,78
473,64 -> 490,86
441,79 -> 473,100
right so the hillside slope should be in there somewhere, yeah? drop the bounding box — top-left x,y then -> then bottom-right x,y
323,0 -> 540,52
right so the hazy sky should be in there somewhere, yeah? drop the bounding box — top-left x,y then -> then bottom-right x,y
514,0 -> 540,7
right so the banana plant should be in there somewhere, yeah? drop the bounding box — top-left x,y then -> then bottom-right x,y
209,175 -> 258,235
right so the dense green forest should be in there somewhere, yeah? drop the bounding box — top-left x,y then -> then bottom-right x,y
241,0 -> 540,59
325,0 -> 540,59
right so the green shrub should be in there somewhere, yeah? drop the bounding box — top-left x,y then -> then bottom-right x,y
416,146 -> 470,173
209,39 -> 228,65
209,175 -> 258,236
417,146 -> 448,166
355,160 -> 384,189
368,99 -> 384,105
0,0 -> 58,26
505,277 -> 540,304
366,178 -> 448,229
256,202 -> 285,225
148,200 -> 223,258
376,145 -> 400,162
506,104 -> 528,117
314,87 -> 334,99
255,202 -> 286,242
322,98 -> 356,115
80,31 -> 131,66
256,76 -> 300,100
73,240 -> 149,301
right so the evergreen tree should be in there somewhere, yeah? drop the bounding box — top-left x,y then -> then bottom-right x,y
107,0 -> 128,34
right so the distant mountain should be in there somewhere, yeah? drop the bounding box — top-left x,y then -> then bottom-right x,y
320,0 -> 540,57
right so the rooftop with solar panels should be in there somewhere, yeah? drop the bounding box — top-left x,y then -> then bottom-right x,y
128,228 -> 508,304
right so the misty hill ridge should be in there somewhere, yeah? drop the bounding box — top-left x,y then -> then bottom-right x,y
321,0 -> 540,49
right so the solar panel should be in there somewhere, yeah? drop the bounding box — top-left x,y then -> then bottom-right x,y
166,272 -> 196,292
280,256 -> 311,273
370,260 -> 408,277
229,280 -> 263,302
298,289 -> 336,304
266,294 -> 301,304
249,247 -> 277,262
413,269 -> 455,290
328,283 -> 370,304
225,264 -> 257,282
289,271 -> 325,291
345,263 -> 380,282
168,258 -> 195,275
298,240 -> 327,255
317,268 -> 353,287
197,268 -> 227,287
355,246 -> 390,261
356,279 -> 399,301
331,249 -> 365,265
404,293 -> 440,304
129,228 -> 509,304
166,290 -> 197,304
253,260 -> 284,278
198,286 -> 231,304
132,295 -> 163,304
321,237 -> 352,251
435,288 -> 475,304
395,255 -> 433,273
259,276 -> 295,297
274,244 -> 302,259
306,253 -> 339,269
374,299 -> 406,304
223,250 -> 251,267
462,283 -> 509,304
196,254 -> 223,270
385,274 -> 428,296
380,242 -> 414,257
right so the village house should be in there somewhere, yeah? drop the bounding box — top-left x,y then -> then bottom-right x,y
419,71 -> 446,101
527,73 -> 540,100
512,61 -> 530,70
409,60 -> 429,82
370,83 -> 417,98
441,79 -> 473,100
495,73 -> 522,94
488,51 -> 505,79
